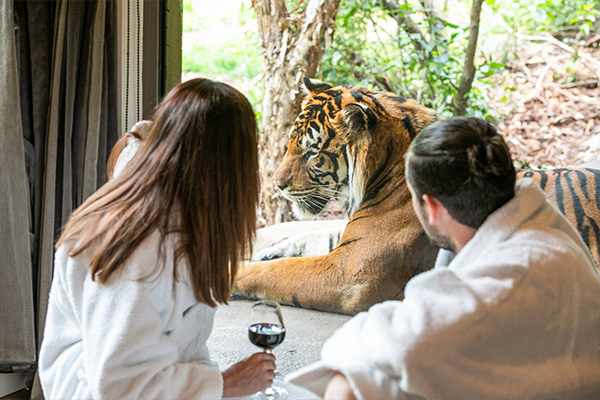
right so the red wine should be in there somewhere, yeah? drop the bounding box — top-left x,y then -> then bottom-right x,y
248,323 -> 286,350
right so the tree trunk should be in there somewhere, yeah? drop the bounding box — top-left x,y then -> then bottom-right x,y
252,0 -> 341,226
453,0 -> 484,116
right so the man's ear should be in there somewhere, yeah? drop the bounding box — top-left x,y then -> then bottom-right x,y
421,194 -> 446,226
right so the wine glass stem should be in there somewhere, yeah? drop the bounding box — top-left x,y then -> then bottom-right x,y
260,349 -> 275,398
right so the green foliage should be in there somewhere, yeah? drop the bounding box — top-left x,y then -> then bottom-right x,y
487,0 -> 600,37
182,2 -> 261,79
182,0 -> 598,123
570,3 -> 600,36
513,160 -> 554,171
321,0 -> 598,119
322,0 -> 394,88
182,2 -> 263,122
182,0 -> 204,32
182,37 -> 263,124
183,41 -> 262,79
321,0 -> 503,119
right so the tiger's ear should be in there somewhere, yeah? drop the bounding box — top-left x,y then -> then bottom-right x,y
301,77 -> 333,98
340,103 -> 378,142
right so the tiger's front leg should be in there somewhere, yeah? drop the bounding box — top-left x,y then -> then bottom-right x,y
233,232 -> 435,315
236,201 -> 439,314
234,255 -> 384,315
252,219 -> 348,261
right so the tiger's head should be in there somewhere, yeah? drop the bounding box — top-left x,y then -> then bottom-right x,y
273,78 -> 437,220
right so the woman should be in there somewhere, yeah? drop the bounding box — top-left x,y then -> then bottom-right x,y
39,78 -> 275,399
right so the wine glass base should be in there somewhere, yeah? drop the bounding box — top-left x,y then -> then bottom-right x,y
252,384 -> 288,400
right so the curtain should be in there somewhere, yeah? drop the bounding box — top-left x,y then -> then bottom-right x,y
1,1 -> 118,397
0,0 -> 37,372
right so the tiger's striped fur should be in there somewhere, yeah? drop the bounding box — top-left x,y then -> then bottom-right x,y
517,168 -> 600,265
234,79 -> 442,314
238,80 -> 600,314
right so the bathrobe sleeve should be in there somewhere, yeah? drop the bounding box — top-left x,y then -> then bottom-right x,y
288,264 -> 509,399
290,232 -> 600,399
316,265 -> 505,397
78,261 -> 223,399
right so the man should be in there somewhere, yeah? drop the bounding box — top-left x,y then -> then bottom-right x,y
286,117 -> 600,399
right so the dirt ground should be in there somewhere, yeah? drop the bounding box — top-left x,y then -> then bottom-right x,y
485,34 -> 600,169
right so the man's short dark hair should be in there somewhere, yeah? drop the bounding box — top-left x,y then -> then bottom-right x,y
405,117 -> 516,229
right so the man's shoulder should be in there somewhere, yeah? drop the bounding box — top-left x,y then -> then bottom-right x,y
496,225 -> 594,273
449,222 -> 592,277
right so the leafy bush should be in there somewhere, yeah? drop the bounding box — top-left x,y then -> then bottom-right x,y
321,0 -> 503,119
183,41 -> 262,79
182,2 -> 263,121
487,0 -> 600,37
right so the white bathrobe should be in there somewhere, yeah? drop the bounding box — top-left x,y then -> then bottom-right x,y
39,232 -> 223,399
287,178 -> 600,399
39,134 -> 224,399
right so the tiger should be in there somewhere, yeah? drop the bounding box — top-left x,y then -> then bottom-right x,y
232,78 -> 600,315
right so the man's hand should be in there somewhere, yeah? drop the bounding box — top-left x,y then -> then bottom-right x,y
222,352 -> 276,398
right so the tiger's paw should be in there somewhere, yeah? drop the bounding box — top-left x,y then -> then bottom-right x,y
251,228 -> 345,261
229,291 -> 258,301
251,238 -> 302,261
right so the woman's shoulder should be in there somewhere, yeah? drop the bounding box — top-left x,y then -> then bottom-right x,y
115,230 -> 188,283
56,229 -> 186,285
54,239 -> 93,280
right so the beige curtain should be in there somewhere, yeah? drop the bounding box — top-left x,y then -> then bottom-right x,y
1,1 -> 117,397
0,0 -> 37,370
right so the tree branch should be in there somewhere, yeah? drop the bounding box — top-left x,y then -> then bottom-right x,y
381,0 -> 428,52
289,0 -> 341,82
252,0 -> 288,66
453,0 -> 484,116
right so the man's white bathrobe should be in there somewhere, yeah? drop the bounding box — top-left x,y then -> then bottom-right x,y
287,178 -> 600,399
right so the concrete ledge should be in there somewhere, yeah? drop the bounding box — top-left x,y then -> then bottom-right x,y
579,159 -> 600,170
207,300 -> 352,378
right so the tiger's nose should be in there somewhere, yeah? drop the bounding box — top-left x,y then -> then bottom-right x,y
274,179 -> 288,191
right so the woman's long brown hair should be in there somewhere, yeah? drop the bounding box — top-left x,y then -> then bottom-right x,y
56,79 -> 259,307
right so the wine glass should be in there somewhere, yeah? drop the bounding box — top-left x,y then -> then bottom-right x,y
248,300 -> 288,400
